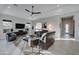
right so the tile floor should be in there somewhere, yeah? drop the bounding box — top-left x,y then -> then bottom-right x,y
0,36 -> 79,55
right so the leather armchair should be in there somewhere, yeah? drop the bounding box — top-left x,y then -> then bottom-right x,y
40,32 -> 55,50
30,31 -> 55,50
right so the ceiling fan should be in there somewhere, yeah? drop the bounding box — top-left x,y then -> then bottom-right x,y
25,6 -> 41,16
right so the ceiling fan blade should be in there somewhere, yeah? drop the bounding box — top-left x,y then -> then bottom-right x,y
25,6 -> 41,16
32,12 -> 41,14
25,9 -> 31,13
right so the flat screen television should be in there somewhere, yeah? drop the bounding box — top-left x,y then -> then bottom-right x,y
15,23 -> 25,29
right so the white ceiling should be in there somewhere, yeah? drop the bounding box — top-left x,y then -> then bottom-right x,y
0,4 -> 79,20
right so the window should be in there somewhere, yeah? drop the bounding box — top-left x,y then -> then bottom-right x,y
3,20 -> 12,33
35,23 -> 42,31
3,21 -> 12,29
65,24 -> 69,33
25,23 -> 31,28
47,23 -> 53,32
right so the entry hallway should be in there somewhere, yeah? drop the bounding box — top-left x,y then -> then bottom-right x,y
0,37 -> 79,55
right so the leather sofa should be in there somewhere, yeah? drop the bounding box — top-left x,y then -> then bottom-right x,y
6,32 -> 16,41
14,30 -> 27,36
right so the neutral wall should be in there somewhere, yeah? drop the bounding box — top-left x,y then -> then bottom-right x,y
32,16 -> 61,38
32,11 -> 79,40
0,13 -> 31,39
1,11 -> 79,40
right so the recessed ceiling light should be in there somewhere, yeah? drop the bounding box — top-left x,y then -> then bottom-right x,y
8,6 -> 11,8
57,5 -> 60,7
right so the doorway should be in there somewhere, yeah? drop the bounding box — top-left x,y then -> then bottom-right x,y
60,16 -> 75,38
